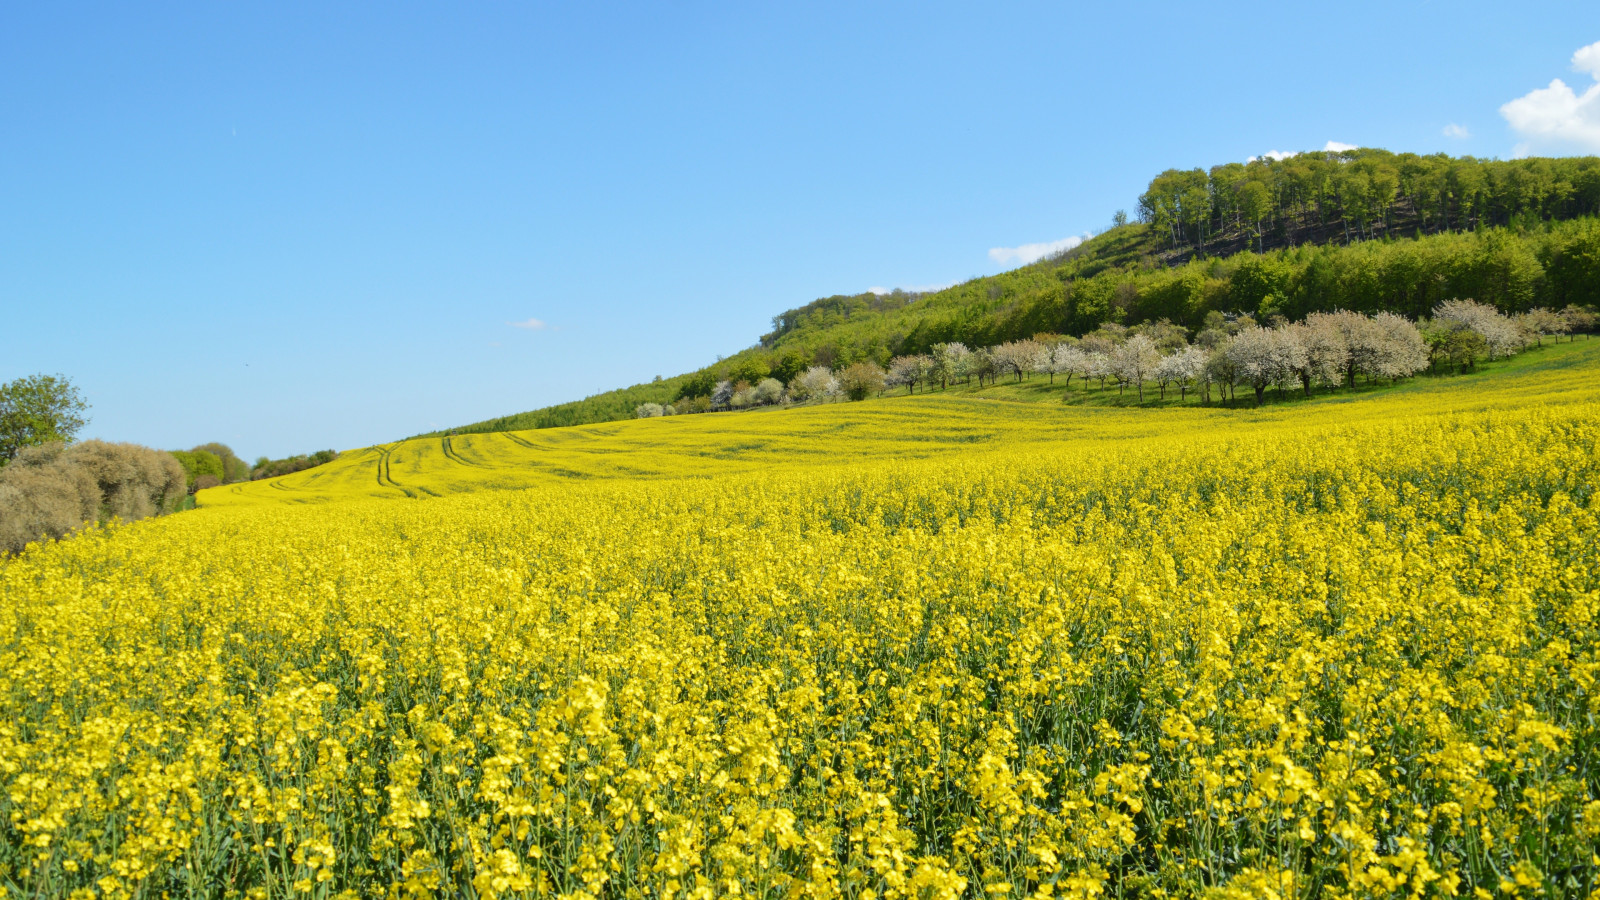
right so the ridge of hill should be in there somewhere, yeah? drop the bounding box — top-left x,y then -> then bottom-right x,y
424,147 -> 1600,437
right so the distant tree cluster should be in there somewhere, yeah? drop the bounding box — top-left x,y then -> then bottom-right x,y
1139,149 -> 1600,254
170,443 -> 251,493
250,449 -> 339,480
0,372 -> 352,549
641,302 -> 1584,419
0,440 -> 186,554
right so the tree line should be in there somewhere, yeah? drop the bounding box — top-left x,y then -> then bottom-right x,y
0,373 -> 342,552
639,301 -> 1593,419
1139,149 -> 1600,256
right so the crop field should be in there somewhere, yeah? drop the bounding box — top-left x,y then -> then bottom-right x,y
205,340 -> 1597,507
2,342 -> 1599,899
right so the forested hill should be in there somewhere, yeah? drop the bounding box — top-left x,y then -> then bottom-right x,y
425,148 -> 1600,437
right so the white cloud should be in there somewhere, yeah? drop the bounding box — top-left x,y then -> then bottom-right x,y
1574,40 -> 1600,78
988,233 -> 1088,267
1247,150 -> 1298,163
1246,143 -> 1355,162
866,281 -> 956,296
1500,41 -> 1600,154
508,317 -> 547,330
1442,123 -> 1470,139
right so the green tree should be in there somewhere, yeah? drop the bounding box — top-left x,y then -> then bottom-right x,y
170,450 -> 225,492
0,374 -> 90,464
192,442 -> 250,483
1238,180 -> 1272,253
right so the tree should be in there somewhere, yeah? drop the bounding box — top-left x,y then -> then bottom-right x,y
1432,299 -> 1524,359
249,450 -> 340,480
930,343 -> 971,389
1134,319 -> 1190,352
1424,321 -> 1488,373
170,450 -> 224,493
1292,317 -> 1350,396
967,348 -> 998,386
1155,346 -> 1206,401
837,362 -> 886,401
1110,335 -> 1160,401
1560,305 -> 1597,338
1238,180 -> 1272,253
1515,308 -> 1566,347
887,356 -> 926,394
1318,310 -> 1388,389
1203,346 -> 1239,404
751,378 -> 784,405
191,442 -> 250,483
768,351 -> 810,385
1051,345 -> 1087,388
635,403 -> 665,418
0,374 -> 89,464
1087,351 -> 1114,390
789,366 -> 838,403
1227,326 -> 1306,406
991,340 -> 1044,382
677,371 -> 718,401
727,356 -> 771,386
1370,312 -> 1430,379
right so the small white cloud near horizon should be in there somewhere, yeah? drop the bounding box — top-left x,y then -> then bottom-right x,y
867,281 -> 957,295
1501,40 -> 1600,155
1247,142 -> 1355,163
1442,123 -> 1471,139
988,233 -> 1089,267
508,317 -> 547,330
1249,149 -> 1298,163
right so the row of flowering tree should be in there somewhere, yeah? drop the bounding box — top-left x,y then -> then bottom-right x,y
640,301 -> 1589,416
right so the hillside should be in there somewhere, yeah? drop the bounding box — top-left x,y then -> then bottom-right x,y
207,337 -> 1598,507
424,148 -> 1600,438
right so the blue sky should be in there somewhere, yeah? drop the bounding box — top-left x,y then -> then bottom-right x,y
3,2 -> 1597,459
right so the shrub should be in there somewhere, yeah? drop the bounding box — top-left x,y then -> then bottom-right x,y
0,446 -> 98,553
0,440 -> 185,554
250,450 -> 341,480
837,362 -> 887,401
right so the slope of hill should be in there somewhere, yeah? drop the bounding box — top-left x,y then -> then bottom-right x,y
206,337 -> 1598,507
426,148 -> 1600,438
29,316 -> 1598,896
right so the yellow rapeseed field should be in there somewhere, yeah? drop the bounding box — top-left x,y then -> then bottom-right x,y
3,344 -> 1598,899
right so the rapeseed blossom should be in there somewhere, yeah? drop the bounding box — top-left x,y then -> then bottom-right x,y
2,363 -> 1598,897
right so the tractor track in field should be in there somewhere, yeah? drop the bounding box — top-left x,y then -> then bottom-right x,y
373,445 -> 416,498
500,432 -> 545,451
440,436 -> 489,468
